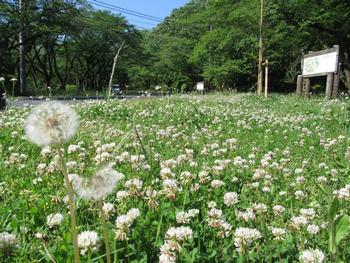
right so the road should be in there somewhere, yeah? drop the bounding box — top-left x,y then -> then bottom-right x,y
7,95 -> 161,108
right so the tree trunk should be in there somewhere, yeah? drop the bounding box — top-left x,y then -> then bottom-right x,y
0,86 -> 6,110
342,52 -> 350,92
344,68 -> 350,93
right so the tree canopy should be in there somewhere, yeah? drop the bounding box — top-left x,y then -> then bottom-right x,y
1,0 -> 349,95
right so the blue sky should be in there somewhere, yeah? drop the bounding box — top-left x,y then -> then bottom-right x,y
89,0 -> 190,29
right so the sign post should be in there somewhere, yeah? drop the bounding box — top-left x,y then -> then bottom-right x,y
196,82 -> 205,95
297,45 -> 340,100
264,59 -> 269,98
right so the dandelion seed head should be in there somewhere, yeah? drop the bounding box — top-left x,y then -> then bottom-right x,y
73,166 -> 124,201
24,102 -> 79,146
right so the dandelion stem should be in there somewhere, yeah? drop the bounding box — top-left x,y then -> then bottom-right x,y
126,239 -> 130,263
98,200 -> 112,263
133,116 -> 151,167
58,149 -> 80,263
238,252 -> 245,263
41,241 -> 57,263
114,238 -> 119,263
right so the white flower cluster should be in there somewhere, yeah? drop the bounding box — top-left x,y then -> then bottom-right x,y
160,167 -> 175,180
124,178 -> 143,197
299,248 -> 325,263
223,192 -> 239,206
176,209 -> 199,224
236,208 -> 256,222
73,166 -> 124,201
102,202 -> 115,217
207,207 -> 232,238
234,227 -> 261,252
0,232 -> 17,250
333,184 -> 350,200
162,179 -> 181,199
24,101 -> 79,146
115,208 -> 140,240
270,227 -> 286,241
144,188 -> 160,210
159,226 -> 193,263
77,231 -> 100,255
46,213 -> 64,228
210,179 -> 225,189
4,153 -> 27,168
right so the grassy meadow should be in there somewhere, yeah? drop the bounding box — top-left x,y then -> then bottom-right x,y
0,94 -> 350,262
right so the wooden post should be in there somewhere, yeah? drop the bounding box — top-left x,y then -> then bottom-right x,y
0,91 -> 5,110
19,0 -> 27,95
304,78 -> 310,98
264,59 -> 268,98
325,73 -> 334,100
332,63 -> 341,99
257,0 -> 264,96
296,75 -> 303,96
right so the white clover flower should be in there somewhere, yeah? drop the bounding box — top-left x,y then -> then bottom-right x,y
73,165 -> 124,201
176,211 -> 189,224
333,187 -> 350,200
236,209 -> 256,222
187,209 -> 199,217
115,208 -> 141,241
127,208 -> 140,221
46,213 -> 64,228
252,203 -> 268,214
102,203 -> 115,216
291,216 -> 308,230
34,232 -> 44,240
223,192 -> 239,206
207,201 -> 217,208
211,179 -> 225,188
0,77 -> 4,82
299,248 -> 325,263
116,190 -> 129,201
273,205 -> 285,215
271,227 -> 286,241
24,102 -> 79,146
10,77 -> 17,82
0,232 -> 17,250
295,190 -> 306,199
77,231 -> 100,255
166,226 -> 193,241
234,227 -> 261,252
176,209 -> 199,224
307,224 -> 320,235
300,208 -> 316,219
159,251 -> 176,263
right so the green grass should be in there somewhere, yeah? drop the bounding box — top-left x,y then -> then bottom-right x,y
1,93 -> 350,262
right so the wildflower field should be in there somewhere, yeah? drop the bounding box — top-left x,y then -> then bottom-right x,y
1,94 -> 350,262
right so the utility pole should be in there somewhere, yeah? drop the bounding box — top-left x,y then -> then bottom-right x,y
19,0 -> 26,95
207,0 -> 212,89
257,0 -> 264,96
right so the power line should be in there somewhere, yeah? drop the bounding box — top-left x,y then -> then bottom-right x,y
91,0 -> 164,21
87,0 -> 164,23
135,25 -> 150,30
1,0 -> 158,29
128,19 -> 157,26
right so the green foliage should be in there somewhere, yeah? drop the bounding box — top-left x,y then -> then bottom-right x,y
1,0 -> 350,94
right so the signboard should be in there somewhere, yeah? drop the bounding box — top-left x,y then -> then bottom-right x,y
196,82 -> 204,91
302,46 -> 339,77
